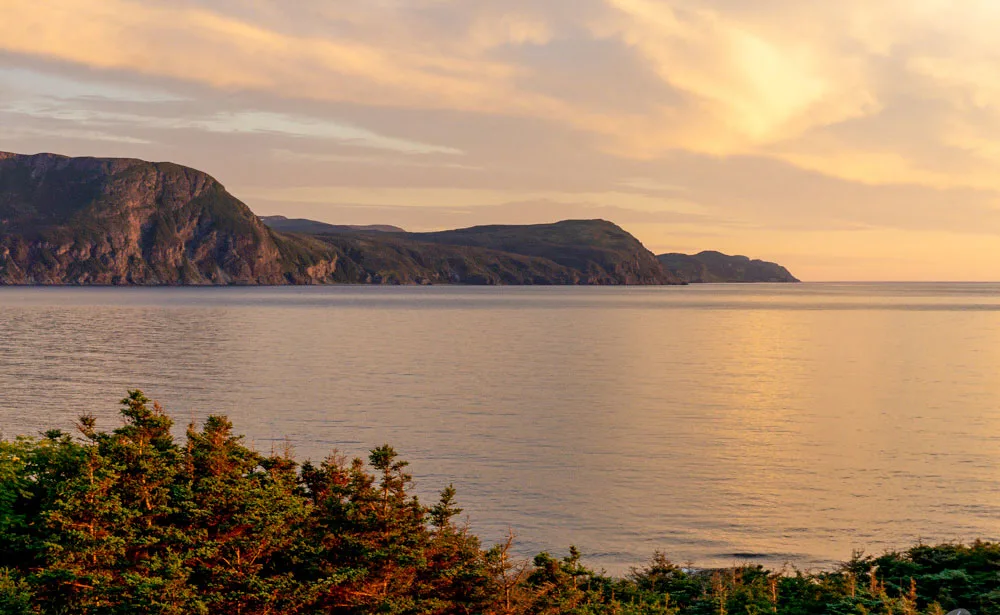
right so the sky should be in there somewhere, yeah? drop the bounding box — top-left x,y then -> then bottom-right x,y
2,0 -> 1000,280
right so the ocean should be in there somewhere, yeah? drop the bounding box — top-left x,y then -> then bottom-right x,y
2,283 -> 998,572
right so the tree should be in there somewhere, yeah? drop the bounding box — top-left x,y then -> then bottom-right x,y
181,415 -> 308,614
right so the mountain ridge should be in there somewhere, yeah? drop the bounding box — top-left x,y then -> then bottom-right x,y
265,215 -> 800,284
390,219 -> 677,285
0,152 -> 680,286
261,215 -> 405,234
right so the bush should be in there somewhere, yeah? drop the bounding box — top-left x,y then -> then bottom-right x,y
0,391 -> 994,615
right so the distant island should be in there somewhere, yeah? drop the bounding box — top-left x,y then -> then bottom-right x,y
0,152 -> 797,285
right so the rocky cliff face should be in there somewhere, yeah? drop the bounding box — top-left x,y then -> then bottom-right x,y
0,152 -> 681,286
0,153 -> 306,284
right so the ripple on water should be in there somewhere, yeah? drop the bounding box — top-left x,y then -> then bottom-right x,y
2,284 -> 1000,573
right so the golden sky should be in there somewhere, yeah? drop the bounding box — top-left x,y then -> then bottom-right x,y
2,0 -> 1000,280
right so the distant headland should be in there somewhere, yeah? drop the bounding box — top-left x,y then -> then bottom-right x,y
0,152 -> 797,286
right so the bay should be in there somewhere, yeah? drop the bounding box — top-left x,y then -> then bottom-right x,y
1,283 -> 999,572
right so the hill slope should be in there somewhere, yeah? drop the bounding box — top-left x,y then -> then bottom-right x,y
0,152 -> 295,284
261,215 -> 404,234
266,216 -> 677,285
0,152 -> 677,285
274,230 -> 591,285
401,220 -> 680,285
658,251 -> 799,283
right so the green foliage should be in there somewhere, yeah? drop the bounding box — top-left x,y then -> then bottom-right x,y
0,390 -> 997,614
0,391 -> 489,614
0,568 -> 34,615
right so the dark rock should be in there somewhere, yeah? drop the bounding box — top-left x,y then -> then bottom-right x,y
0,152 -> 682,286
657,251 -> 799,283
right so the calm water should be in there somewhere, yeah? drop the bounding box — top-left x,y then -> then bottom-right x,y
1,283 -> 999,572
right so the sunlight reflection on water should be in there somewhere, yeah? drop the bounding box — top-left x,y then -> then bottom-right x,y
1,283 -> 999,573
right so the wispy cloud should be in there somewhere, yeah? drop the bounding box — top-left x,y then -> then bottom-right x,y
0,0 -> 534,113
594,0 -> 879,154
2,123 -> 152,145
0,67 -> 184,102
198,112 -> 463,154
4,0 -> 1000,278
0,0 -> 995,179
3,100 -> 461,155
270,149 -> 480,170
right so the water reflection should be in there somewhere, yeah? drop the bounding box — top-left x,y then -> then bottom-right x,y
0,284 -> 999,572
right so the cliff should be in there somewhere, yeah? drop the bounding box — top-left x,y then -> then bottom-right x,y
0,152 -> 679,285
0,152 -> 297,284
657,251 -> 799,283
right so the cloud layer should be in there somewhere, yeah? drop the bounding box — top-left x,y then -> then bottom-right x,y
2,0 -> 1000,279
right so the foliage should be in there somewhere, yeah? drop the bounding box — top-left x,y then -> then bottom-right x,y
0,391 -> 996,614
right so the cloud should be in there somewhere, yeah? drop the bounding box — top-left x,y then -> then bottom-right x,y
617,178 -> 689,194
0,0 -> 884,163
270,149 -> 480,170
0,0 -> 982,183
196,112 -> 463,154
2,123 -> 152,145
0,0 -> 554,115
3,97 -> 461,155
6,0 -> 1000,278
594,0 -> 880,154
467,13 -> 553,49
0,67 -> 184,102
240,184 -> 711,217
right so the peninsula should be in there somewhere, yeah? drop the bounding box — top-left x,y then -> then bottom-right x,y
0,152 -> 797,285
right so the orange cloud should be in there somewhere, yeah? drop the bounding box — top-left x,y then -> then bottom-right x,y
595,0 -> 880,153
5,0 -> 1000,196
0,0 -> 527,110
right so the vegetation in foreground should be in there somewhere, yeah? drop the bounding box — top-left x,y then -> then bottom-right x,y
1,392 -> 998,614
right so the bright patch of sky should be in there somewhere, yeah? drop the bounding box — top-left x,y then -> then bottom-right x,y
3,123 -> 151,145
202,112 -> 463,155
3,93 -> 463,155
8,0 -> 1000,278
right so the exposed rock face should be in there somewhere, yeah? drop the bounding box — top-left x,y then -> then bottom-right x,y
0,153 -> 295,285
657,251 -> 799,283
0,152 -> 682,286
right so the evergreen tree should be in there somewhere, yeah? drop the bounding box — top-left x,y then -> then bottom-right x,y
0,390 -> 997,615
